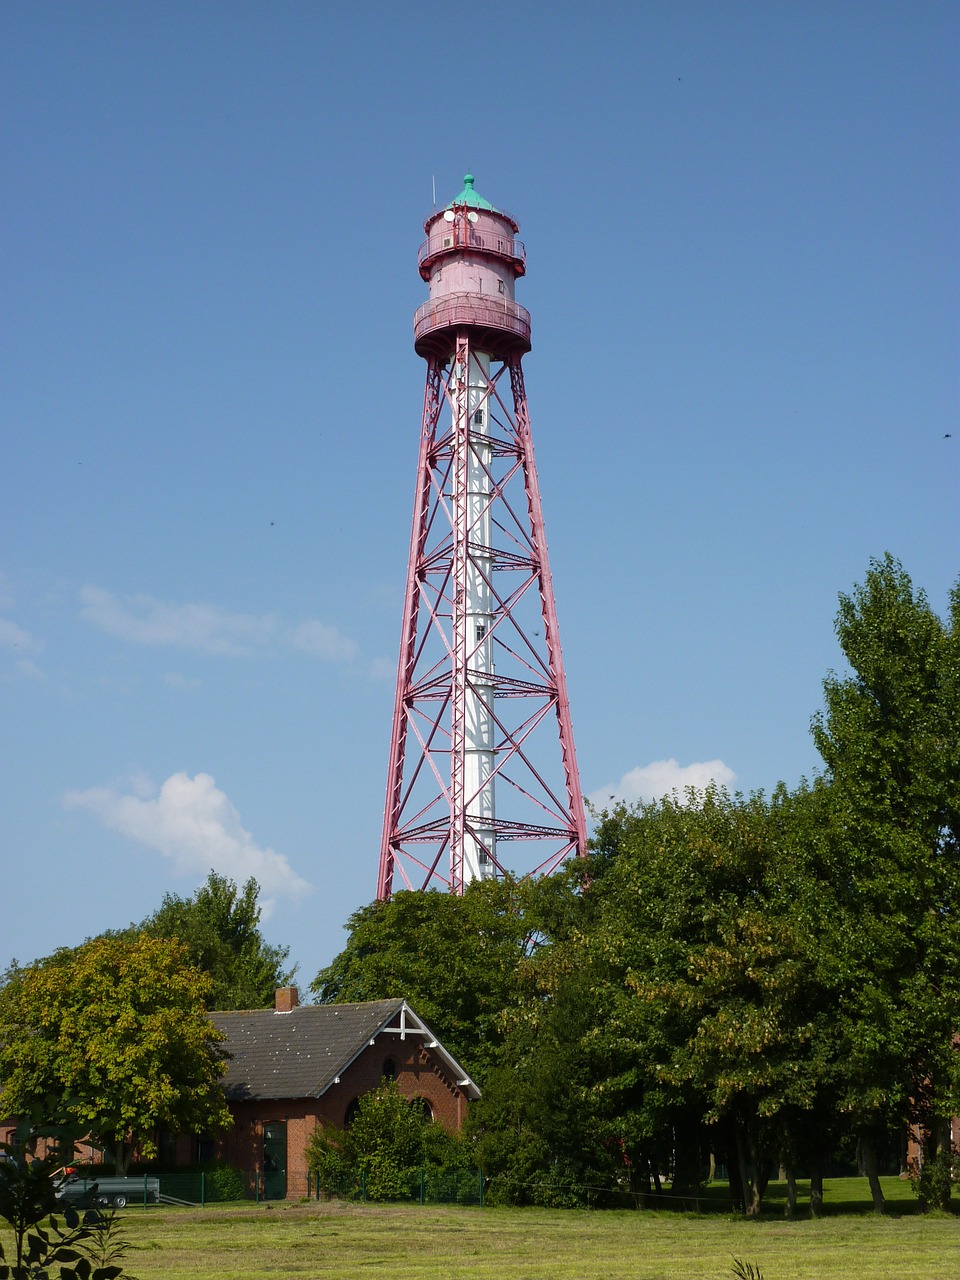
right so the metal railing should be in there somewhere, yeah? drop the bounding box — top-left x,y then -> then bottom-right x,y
413,293 -> 531,345
419,231 -> 525,269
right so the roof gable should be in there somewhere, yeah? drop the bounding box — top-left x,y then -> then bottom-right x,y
210,999 -> 480,1102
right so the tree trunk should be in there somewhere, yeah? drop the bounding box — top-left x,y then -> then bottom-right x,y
671,1112 -> 703,1195
934,1118 -> 953,1212
809,1154 -> 824,1218
736,1123 -> 766,1218
750,1121 -> 770,1218
784,1165 -> 798,1218
860,1133 -> 886,1215
727,1136 -> 745,1213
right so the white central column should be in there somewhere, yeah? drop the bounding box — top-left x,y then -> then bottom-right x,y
461,350 -> 496,880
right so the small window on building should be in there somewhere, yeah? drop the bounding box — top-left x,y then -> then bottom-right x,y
498,279 -> 505,294
196,1134 -> 215,1165
409,1097 -> 434,1122
382,1057 -> 397,1081
345,1098 -> 362,1127
476,624 -> 486,641
473,409 -> 484,425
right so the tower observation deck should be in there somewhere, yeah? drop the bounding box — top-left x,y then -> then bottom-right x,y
377,176 -> 586,899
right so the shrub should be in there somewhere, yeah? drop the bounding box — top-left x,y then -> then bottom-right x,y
908,1149 -> 959,1212
200,1164 -> 245,1203
305,1123 -> 357,1200
306,1080 -> 474,1202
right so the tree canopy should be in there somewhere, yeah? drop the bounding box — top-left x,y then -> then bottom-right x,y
140,871 -> 295,1010
0,934 -> 230,1173
311,879 -> 556,1083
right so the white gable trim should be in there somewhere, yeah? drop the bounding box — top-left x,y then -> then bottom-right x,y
317,1000 -> 481,1100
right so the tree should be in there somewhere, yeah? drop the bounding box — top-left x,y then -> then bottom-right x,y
141,872 -> 295,1010
0,935 -> 231,1173
476,786 -> 848,1216
311,879 -> 561,1083
468,940 -> 622,1207
306,1079 -> 466,1202
810,555 -> 960,1211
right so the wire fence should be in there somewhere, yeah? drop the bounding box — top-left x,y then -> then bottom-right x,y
84,1167 -> 485,1208
305,1167 -> 484,1206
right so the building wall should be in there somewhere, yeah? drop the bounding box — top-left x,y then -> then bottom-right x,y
3,1020 -> 473,1200
207,1036 -> 471,1198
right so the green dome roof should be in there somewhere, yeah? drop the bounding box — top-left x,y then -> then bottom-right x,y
445,173 -> 498,212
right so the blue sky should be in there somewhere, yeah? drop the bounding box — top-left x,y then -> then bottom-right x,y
2,1 -> 957,990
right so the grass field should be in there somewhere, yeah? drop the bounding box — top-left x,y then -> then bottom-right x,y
4,1179 -> 958,1279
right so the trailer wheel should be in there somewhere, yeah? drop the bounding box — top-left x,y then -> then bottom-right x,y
113,1194 -> 127,1209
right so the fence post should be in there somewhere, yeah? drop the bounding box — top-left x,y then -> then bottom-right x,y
419,1168 -> 425,1205
478,1169 -> 483,1208
201,1171 -> 205,1208
361,1168 -> 366,1204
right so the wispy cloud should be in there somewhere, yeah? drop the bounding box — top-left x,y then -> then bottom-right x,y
290,619 -> 358,662
79,586 -> 357,662
162,672 -> 202,690
0,617 -> 42,653
588,758 -> 737,810
64,771 -> 312,908
367,656 -> 395,681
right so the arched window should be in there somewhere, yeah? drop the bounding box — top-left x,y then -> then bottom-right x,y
344,1098 -> 361,1127
381,1057 -> 397,1081
409,1096 -> 433,1122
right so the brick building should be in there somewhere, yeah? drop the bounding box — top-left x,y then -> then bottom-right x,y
2,988 -> 479,1199
201,988 -> 480,1198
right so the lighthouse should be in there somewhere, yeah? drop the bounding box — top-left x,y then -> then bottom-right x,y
377,176 -> 587,899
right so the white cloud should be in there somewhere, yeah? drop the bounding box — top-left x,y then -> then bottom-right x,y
64,771 -> 312,907
79,586 -> 356,663
0,617 -> 41,652
367,656 -> 395,681
290,619 -> 358,662
162,671 -> 201,690
588,758 -> 737,809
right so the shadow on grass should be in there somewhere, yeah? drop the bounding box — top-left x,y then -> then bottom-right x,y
682,1176 -> 957,1219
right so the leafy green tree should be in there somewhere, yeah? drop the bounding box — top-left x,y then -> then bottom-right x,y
141,871 -> 295,1010
0,935 -> 231,1173
811,555 -> 960,1212
306,1080 -> 466,1201
482,785 -> 846,1216
468,941 -> 621,1207
311,879 -> 562,1083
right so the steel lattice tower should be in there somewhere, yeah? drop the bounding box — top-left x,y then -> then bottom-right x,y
377,176 -> 586,899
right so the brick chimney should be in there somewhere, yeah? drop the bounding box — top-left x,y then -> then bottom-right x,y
275,986 -> 299,1013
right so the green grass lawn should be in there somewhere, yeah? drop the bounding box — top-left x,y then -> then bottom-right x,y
4,1179 -> 958,1279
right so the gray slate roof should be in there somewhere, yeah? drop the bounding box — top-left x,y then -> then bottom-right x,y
210,999 -> 480,1102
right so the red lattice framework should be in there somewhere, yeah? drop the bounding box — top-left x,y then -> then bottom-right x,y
377,330 -> 587,898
